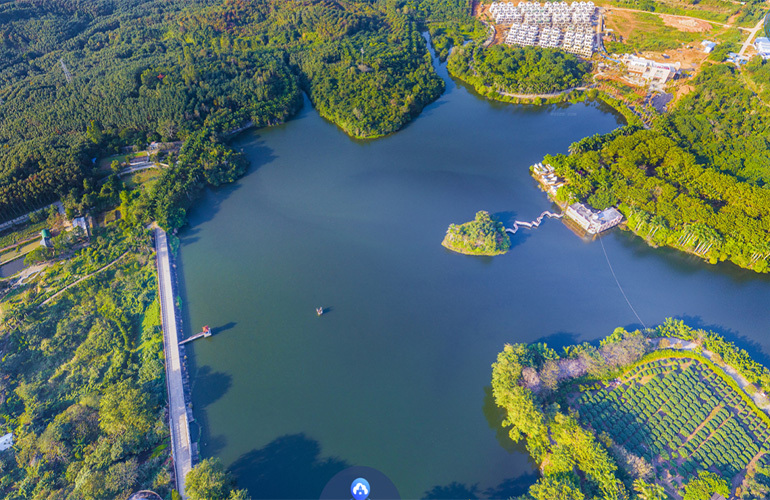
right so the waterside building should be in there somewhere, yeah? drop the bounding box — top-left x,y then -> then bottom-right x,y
566,203 -> 623,234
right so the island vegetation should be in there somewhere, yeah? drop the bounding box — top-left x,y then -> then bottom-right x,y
491,320 -> 770,500
447,43 -> 592,97
442,211 -> 511,256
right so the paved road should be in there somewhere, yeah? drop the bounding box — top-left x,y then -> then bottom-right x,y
739,16 -> 767,56
155,228 -> 191,499
662,337 -> 770,413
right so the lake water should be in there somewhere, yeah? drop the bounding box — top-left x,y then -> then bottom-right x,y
179,48 -> 770,499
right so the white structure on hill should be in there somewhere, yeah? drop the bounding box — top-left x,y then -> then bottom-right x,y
566,203 -> 623,233
701,40 -> 717,53
755,37 -> 770,59
623,55 -> 679,84
0,433 -> 12,452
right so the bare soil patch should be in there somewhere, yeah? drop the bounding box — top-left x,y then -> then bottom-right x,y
660,14 -> 713,32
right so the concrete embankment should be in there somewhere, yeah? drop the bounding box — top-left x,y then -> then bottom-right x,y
155,228 -> 196,499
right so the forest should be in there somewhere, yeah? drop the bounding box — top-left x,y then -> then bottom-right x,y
0,0 -> 480,226
545,63 -> 770,273
491,322 -> 770,500
447,43 -> 591,96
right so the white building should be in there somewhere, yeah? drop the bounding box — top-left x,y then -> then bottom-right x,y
755,37 -> 770,59
566,203 -> 623,233
623,55 -> 679,84
701,40 -> 717,53
0,433 -> 13,452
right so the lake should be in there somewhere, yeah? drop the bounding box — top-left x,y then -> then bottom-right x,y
178,47 -> 770,499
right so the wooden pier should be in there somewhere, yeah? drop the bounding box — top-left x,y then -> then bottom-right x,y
179,325 -> 211,345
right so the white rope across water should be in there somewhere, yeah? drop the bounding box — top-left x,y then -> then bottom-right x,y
598,234 -> 648,330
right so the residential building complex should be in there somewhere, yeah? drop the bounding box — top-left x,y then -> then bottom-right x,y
491,1 -> 596,57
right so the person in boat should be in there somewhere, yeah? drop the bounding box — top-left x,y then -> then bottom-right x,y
316,307 -> 324,316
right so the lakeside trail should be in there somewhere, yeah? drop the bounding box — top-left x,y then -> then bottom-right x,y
660,337 -> 770,413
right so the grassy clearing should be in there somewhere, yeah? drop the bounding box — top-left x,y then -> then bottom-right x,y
124,168 -> 162,190
597,0 -> 738,23
575,355 -> 768,489
604,10 -> 705,53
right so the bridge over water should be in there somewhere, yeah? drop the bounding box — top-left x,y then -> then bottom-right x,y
505,211 -> 563,235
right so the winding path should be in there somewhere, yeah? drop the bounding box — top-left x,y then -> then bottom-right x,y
660,337 -> 770,413
39,252 -> 128,307
505,211 -> 563,234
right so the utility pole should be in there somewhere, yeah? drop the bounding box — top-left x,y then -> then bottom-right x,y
59,58 -> 72,84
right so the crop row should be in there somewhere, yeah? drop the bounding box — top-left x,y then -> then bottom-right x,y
577,358 -> 768,481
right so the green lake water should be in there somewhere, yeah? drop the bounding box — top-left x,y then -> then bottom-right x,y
179,51 -> 770,499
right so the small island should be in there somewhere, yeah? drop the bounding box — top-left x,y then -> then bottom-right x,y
442,211 -> 511,256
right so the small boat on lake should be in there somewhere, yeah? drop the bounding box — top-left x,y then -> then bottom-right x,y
316,307 -> 324,316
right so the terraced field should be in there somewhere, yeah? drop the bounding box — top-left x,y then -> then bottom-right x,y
576,356 -> 770,486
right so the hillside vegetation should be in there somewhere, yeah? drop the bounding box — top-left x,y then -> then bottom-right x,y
448,43 -> 591,96
0,0 -> 480,226
546,63 -> 770,273
0,223 -> 170,499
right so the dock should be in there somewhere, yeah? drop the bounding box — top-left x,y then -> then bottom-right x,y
179,326 -> 212,345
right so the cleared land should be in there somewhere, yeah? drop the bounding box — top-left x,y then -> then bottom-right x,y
576,356 -> 768,490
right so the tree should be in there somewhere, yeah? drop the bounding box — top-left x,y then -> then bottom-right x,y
99,380 -> 154,446
529,475 -> 585,500
633,479 -> 668,500
185,458 -> 250,500
682,471 -> 729,500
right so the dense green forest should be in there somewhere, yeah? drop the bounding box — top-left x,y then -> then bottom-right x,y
0,0 -> 480,226
442,210 -> 511,255
447,43 -> 592,96
545,63 -> 770,273
0,221 -> 170,499
491,322 -> 770,500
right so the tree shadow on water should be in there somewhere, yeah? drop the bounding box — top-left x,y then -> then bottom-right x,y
423,482 -> 479,499
422,474 -> 537,500
229,433 -> 349,499
483,473 -> 537,499
192,366 -> 233,409
482,385 -> 518,453
674,314 -> 770,367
